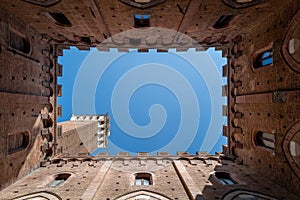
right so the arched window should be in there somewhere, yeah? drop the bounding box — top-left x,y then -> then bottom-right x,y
213,15 -> 235,29
7,132 -> 30,154
48,173 -> 71,187
46,12 -> 72,27
254,49 -> 273,68
215,172 -> 236,185
134,14 -> 150,28
283,121 -> 300,179
256,131 -> 275,150
289,131 -> 300,169
135,173 -> 152,186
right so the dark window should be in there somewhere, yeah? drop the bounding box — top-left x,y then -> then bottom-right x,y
43,118 -> 53,129
134,14 -> 150,28
47,12 -> 72,26
135,173 -> 152,186
8,132 -> 30,154
80,37 -> 91,44
9,31 -> 30,54
256,131 -> 275,150
213,15 -> 235,29
254,50 -> 273,68
49,173 -> 71,187
215,172 -> 236,185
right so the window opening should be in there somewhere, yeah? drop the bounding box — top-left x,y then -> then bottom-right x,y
256,131 -> 275,150
135,173 -> 152,186
213,15 -> 235,29
254,49 -> 273,68
8,132 -> 30,154
47,12 -> 72,26
134,14 -> 150,28
49,173 -> 71,187
9,31 -> 30,54
215,172 -> 236,185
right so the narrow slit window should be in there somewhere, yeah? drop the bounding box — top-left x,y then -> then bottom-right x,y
213,15 -> 235,29
134,14 -> 150,28
254,49 -> 273,68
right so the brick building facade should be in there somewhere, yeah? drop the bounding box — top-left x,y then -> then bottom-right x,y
0,0 -> 299,199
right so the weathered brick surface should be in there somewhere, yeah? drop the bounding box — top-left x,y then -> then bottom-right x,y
0,0 -> 299,199
0,156 -> 299,200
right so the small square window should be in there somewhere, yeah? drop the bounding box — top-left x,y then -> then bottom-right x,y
134,14 -> 150,28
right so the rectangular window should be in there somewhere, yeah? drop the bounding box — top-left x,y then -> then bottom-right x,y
134,14 -> 150,28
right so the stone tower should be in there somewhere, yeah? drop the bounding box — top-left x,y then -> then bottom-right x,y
0,0 -> 299,199
56,114 -> 110,156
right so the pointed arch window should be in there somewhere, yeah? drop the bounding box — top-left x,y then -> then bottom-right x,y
256,131 -> 275,150
135,173 -> 152,186
254,49 -> 273,68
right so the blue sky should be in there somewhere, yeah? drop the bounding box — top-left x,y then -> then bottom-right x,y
58,47 -> 227,155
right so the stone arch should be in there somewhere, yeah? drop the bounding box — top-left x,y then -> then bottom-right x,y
222,189 -> 278,200
282,10 -> 300,73
282,120 -> 300,179
116,190 -> 171,200
12,191 -> 62,200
